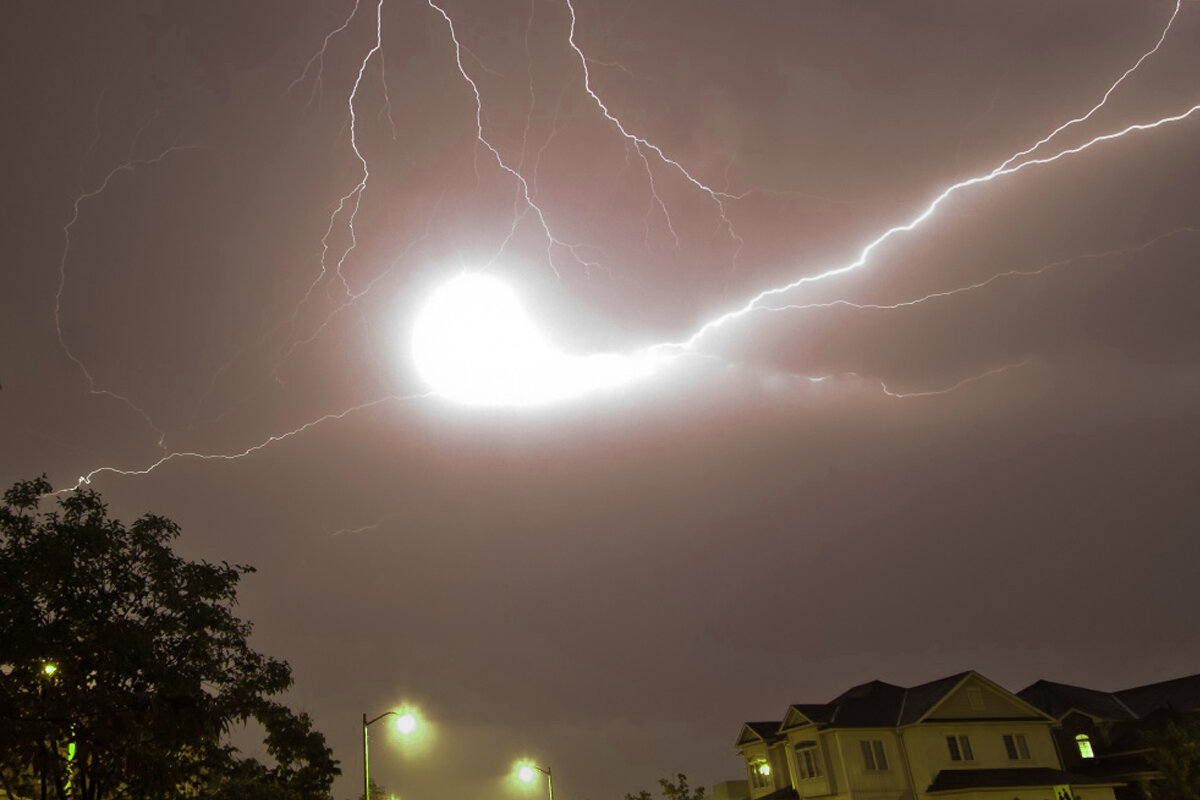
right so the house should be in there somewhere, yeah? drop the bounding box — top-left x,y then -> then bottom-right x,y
1018,672 -> 1200,799
736,671 -> 1123,800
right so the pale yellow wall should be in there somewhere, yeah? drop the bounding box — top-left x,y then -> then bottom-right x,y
831,729 -> 910,798
782,724 -> 837,798
740,740 -> 792,800
904,720 -> 1063,800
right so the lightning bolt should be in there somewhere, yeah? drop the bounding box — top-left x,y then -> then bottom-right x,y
666,0 -> 1189,353
880,360 -> 1033,399
665,100 -> 1200,355
427,0 -> 604,276
563,0 -> 744,261
55,144 -> 202,455
62,392 -> 432,494
46,0 -> 1198,492
757,227 -> 1200,316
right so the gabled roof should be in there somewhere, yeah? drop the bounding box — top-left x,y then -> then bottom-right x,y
898,672 -> 973,725
1019,673 -> 1200,722
783,703 -> 834,727
736,721 -> 783,746
927,768 -> 1121,793
761,670 -> 1039,735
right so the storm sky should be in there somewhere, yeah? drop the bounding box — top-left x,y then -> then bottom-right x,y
4,1 -> 1200,798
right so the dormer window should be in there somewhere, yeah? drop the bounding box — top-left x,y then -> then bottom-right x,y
1076,734 -> 1094,759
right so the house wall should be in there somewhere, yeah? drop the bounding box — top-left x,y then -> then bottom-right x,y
832,729 -> 910,800
740,741 -> 783,800
904,720 -> 1061,798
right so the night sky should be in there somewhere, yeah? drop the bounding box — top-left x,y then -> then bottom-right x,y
5,1 -> 1200,798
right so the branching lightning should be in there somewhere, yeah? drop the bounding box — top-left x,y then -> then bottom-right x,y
55,144 -> 202,454
46,0 -> 1199,490
563,0 -> 744,261
756,227 -> 1200,317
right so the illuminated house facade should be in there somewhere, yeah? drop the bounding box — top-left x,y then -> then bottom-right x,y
736,671 -> 1122,800
1018,673 -> 1200,800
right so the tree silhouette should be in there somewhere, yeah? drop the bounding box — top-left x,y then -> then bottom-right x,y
0,477 -> 339,800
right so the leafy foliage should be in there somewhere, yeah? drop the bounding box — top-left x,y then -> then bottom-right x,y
0,477 -> 339,800
625,773 -> 706,800
1142,717 -> 1200,800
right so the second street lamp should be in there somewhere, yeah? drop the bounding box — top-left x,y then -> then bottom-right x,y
362,707 -> 419,800
515,761 -> 553,800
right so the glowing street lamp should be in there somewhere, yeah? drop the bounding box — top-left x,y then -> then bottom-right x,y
362,707 -> 420,800
514,760 -> 554,800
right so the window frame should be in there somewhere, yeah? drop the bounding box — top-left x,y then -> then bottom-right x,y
795,743 -> 823,780
946,734 -> 974,761
1003,733 -> 1031,761
861,739 -> 888,771
1076,733 -> 1095,759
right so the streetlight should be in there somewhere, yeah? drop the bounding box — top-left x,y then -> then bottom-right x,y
362,707 -> 420,800
515,760 -> 553,800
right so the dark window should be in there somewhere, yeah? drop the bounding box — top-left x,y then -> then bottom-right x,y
947,734 -> 973,761
1003,733 -> 1031,760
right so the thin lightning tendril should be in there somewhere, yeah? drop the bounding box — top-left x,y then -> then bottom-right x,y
63,393 -> 432,493
56,145 -> 202,455
427,0 -> 601,276
563,0 -> 744,261
880,360 -> 1032,399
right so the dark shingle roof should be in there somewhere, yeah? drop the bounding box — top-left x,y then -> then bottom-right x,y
1019,673 -> 1200,722
927,768 -> 1120,793
1018,680 -> 1137,722
1115,674 -> 1200,717
787,704 -> 834,725
737,721 -> 782,744
770,671 -> 985,732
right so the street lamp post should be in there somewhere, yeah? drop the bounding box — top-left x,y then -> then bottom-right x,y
362,709 -> 417,800
517,762 -> 554,800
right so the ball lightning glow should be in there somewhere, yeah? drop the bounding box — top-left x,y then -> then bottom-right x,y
410,272 -> 660,407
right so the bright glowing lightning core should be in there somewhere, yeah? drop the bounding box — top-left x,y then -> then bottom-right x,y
411,273 -> 658,406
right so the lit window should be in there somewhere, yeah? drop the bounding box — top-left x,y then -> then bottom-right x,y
947,735 -> 974,761
749,759 -> 771,788
1076,734 -> 1094,759
796,745 -> 823,779
861,740 -> 888,771
1003,733 -> 1031,760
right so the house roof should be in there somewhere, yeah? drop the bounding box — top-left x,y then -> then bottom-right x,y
736,721 -> 784,746
1115,673 -> 1200,717
746,670 -> 1042,739
927,768 -> 1121,793
1017,680 -> 1138,722
1018,673 -> 1200,722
